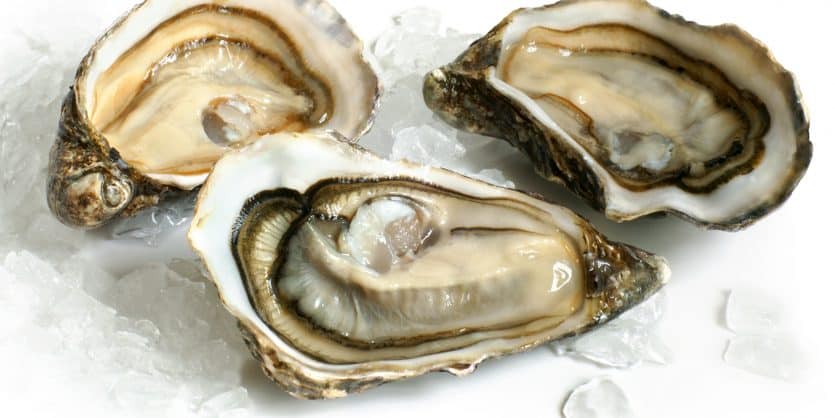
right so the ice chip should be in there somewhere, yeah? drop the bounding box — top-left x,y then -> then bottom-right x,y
643,333 -> 675,366
50,289 -> 117,330
472,168 -> 516,188
219,409 -> 251,418
434,30 -> 479,66
4,251 -> 74,312
563,377 -> 637,418
391,125 -> 466,167
567,327 -> 649,368
110,373 -> 181,409
725,288 -> 784,335
24,213 -> 87,257
373,8 -> 476,86
0,265 -> 39,338
167,258 -> 207,282
134,319 -> 162,346
359,76 -> 428,156
724,335 -> 804,381
0,232 -> 20,257
199,387 -> 250,417
393,7 -> 443,34
108,194 -> 196,247
105,264 -> 170,320
553,292 -> 671,368
59,256 -> 118,299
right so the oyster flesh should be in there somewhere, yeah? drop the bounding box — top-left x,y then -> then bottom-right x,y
188,131 -> 670,399
424,0 -> 811,230
48,0 -> 379,228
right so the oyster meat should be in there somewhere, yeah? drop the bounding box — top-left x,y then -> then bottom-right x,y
424,0 -> 811,230
189,131 -> 670,399
48,0 -> 379,228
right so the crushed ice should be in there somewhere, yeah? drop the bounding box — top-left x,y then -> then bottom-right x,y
562,377 -> 637,418
552,292 -> 672,368
0,2 -> 250,414
722,288 -> 803,380
361,8 -> 515,189
0,252 -> 251,416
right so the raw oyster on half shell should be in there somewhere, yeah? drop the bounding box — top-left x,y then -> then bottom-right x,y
188,131 -> 669,399
424,0 -> 811,230
48,0 -> 379,228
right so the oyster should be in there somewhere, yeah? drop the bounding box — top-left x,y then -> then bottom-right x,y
189,131 -> 669,399
48,0 -> 379,228
424,0 -> 811,230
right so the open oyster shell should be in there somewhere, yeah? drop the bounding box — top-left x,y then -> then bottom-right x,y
188,131 -> 670,399
48,0 -> 379,228
424,0 -> 812,230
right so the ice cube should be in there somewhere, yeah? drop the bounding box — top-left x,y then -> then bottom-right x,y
725,288 -> 783,335
724,335 -> 803,381
563,377 -> 637,418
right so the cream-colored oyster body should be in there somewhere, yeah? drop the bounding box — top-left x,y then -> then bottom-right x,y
188,131 -> 669,399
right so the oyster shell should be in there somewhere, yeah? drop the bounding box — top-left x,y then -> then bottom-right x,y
188,131 -> 670,399
424,0 -> 811,230
48,0 -> 379,228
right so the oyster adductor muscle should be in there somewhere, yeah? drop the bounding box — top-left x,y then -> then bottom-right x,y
188,131 -> 670,399
48,0 -> 379,228
424,0 -> 811,230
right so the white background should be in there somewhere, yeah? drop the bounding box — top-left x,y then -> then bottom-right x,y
4,1 -> 835,417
